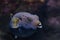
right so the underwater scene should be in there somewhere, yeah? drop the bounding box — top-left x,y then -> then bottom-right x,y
0,0 -> 60,40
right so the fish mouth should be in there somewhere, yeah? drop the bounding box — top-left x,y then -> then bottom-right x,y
37,23 -> 42,28
37,22 -> 42,28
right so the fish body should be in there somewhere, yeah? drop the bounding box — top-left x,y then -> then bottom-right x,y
10,12 -> 42,38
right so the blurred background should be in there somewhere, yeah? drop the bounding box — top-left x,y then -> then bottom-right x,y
0,0 -> 60,40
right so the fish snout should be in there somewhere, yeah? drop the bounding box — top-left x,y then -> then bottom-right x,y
33,20 -> 42,28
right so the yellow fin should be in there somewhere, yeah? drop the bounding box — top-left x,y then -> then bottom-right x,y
12,17 -> 20,28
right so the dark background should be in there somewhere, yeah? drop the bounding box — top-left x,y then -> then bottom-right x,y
0,0 -> 60,40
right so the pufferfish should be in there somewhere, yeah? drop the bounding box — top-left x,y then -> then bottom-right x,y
10,12 -> 42,38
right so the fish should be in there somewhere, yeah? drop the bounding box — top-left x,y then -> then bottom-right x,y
10,12 -> 42,38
